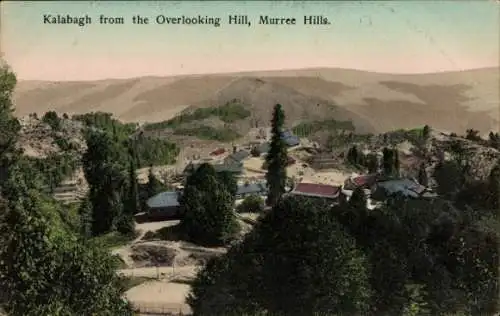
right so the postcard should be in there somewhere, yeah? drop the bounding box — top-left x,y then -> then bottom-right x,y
1,1 -> 499,315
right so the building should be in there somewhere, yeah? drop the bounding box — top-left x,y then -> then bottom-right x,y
281,130 -> 300,147
290,182 -> 341,200
183,160 -> 243,177
146,191 -> 181,219
371,178 -> 430,200
236,181 -> 268,199
224,149 -> 250,164
210,148 -> 226,156
214,161 -> 243,174
343,173 -> 384,190
255,142 -> 270,155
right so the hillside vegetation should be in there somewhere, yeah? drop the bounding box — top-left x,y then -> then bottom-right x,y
142,100 -> 249,142
292,119 -> 355,137
144,99 -> 251,130
73,112 -> 179,167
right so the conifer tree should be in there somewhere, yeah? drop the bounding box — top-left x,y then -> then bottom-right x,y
265,104 -> 288,206
82,130 -> 126,236
422,125 -> 430,140
347,146 -> 359,165
78,196 -> 93,238
146,165 -> 163,198
117,158 -> 138,236
486,160 -> 500,210
180,163 -> 239,246
417,163 -> 428,187
382,147 -> 394,176
394,149 -> 400,177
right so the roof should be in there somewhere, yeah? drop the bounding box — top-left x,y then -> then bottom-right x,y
281,130 -> 293,138
257,142 -> 270,153
291,182 -> 341,199
376,179 -> 426,198
283,136 -> 300,147
237,182 -> 268,195
210,148 -> 226,156
352,174 -> 380,187
147,191 -> 180,209
214,161 -> 243,173
225,150 -> 250,163
280,130 -> 300,147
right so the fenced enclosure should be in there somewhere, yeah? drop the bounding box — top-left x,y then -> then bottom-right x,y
132,301 -> 191,315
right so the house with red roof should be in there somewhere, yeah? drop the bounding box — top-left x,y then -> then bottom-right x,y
343,173 -> 385,190
210,148 -> 226,156
290,182 -> 341,200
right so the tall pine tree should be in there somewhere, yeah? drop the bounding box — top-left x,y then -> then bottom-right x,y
82,130 -> 126,236
265,104 -> 288,206
78,196 -> 93,239
117,157 -> 138,236
394,149 -> 400,177
146,165 -> 163,198
418,163 -> 428,186
382,147 -> 394,177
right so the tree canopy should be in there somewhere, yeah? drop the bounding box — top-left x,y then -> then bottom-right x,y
0,64 -> 133,315
180,163 -> 239,246
188,196 -> 372,315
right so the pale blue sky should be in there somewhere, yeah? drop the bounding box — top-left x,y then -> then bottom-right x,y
1,1 -> 498,80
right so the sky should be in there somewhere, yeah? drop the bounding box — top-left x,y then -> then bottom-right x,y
1,1 -> 499,81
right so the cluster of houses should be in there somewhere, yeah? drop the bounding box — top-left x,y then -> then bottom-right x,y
183,130 -> 299,178
145,130 -> 302,219
145,129 -> 436,219
146,171 -> 436,219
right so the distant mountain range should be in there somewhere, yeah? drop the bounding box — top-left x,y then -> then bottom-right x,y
13,67 -> 499,134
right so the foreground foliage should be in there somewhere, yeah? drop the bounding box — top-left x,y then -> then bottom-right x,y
188,196 -> 372,315
0,64 -> 133,315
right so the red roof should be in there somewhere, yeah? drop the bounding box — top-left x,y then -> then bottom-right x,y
292,182 -> 340,198
210,148 -> 226,156
352,174 -> 378,187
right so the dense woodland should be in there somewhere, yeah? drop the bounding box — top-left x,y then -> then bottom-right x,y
0,63 -> 498,315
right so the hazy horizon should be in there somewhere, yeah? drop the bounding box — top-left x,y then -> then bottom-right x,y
12,65 -> 499,83
3,1 -> 499,81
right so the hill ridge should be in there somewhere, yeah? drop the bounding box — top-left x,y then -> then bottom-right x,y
13,67 -> 499,134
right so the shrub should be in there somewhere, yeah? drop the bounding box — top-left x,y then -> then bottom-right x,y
237,195 -> 265,213
42,111 -> 61,131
